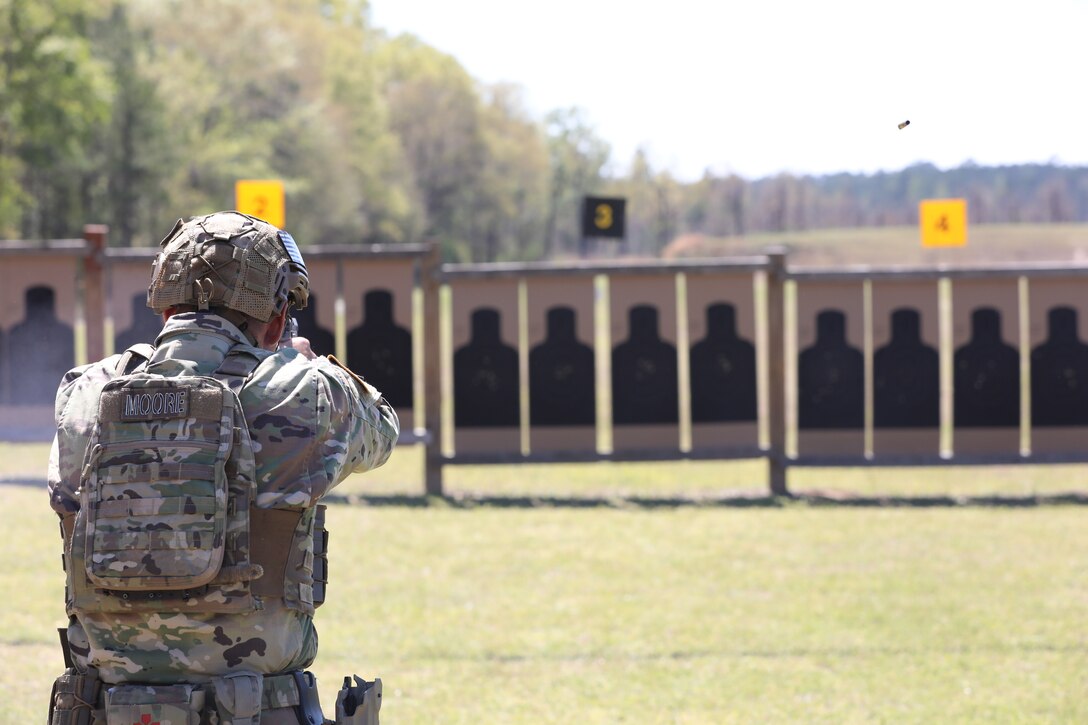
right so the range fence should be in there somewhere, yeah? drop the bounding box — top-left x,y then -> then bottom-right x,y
3,226 -> 1088,496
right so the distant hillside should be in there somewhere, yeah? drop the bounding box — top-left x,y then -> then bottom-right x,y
799,162 -> 1088,225
662,223 -> 1088,267
680,162 -> 1088,235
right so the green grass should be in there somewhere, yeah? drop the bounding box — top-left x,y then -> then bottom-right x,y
9,441 -> 1088,501
8,451 -> 1088,723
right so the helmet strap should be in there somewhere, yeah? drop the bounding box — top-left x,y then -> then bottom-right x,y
194,278 -> 214,311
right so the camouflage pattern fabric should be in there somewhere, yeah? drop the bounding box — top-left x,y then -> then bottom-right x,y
49,312 -> 399,684
105,682 -> 204,724
79,375 -> 250,594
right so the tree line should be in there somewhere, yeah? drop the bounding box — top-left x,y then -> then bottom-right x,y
3,0 -> 1087,261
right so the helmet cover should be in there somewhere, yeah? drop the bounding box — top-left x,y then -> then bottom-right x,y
147,211 -> 309,322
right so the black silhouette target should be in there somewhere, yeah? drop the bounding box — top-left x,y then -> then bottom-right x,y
296,292 -> 337,358
0,326 -> 6,404
1031,306 -> 1088,426
798,309 -> 863,429
873,308 -> 939,428
611,305 -> 679,425
115,292 -> 163,351
689,303 -> 757,422
954,307 -> 1019,427
454,307 -> 519,427
529,306 -> 595,426
338,258 -> 416,428
346,290 -> 413,409
7,286 -> 75,405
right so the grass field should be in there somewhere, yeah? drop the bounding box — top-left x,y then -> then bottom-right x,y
5,441 -> 1088,723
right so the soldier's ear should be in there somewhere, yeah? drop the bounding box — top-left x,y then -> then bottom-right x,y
261,308 -> 289,350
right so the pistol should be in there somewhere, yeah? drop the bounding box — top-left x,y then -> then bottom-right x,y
279,315 -> 299,349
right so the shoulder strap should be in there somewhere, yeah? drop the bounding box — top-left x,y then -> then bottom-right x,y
213,347 -> 266,392
114,343 -> 155,375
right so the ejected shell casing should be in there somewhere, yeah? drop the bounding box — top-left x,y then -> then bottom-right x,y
898,120 -> 911,130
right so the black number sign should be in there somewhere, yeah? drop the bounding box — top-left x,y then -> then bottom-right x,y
581,196 -> 626,239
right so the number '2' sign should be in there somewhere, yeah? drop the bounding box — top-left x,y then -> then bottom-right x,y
236,180 -> 286,228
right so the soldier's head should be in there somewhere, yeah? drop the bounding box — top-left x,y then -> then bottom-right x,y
147,211 -> 309,348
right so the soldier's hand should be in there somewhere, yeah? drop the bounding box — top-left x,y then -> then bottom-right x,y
290,336 -> 317,360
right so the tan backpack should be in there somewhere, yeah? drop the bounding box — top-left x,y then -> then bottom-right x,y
68,347 -> 264,614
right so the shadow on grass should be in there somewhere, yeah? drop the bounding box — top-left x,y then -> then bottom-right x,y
7,477 -> 1086,510
0,477 -> 47,488
324,490 -> 1088,510
414,641 -> 1088,663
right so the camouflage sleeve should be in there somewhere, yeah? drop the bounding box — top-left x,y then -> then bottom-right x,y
248,352 -> 399,509
315,355 -> 399,489
47,357 -> 124,515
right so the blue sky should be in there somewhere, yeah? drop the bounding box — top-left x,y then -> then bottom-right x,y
371,0 -> 1087,181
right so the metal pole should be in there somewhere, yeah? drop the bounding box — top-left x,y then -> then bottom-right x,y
82,225 -> 109,363
421,243 -> 444,496
765,247 -> 789,496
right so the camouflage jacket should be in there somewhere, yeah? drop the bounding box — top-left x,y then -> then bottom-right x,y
48,312 -> 399,683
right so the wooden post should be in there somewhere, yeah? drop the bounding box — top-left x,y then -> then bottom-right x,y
765,247 -> 789,496
82,225 -> 109,363
421,243 -> 444,496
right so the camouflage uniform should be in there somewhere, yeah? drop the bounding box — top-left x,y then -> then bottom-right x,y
48,311 -> 399,685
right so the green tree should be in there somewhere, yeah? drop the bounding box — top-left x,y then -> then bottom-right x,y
543,107 -> 610,258
677,172 -> 749,240
467,83 -> 549,261
124,0 -> 411,245
128,1 -> 287,227
85,2 -> 172,245
613,149 -> 681,255
0,0 -> 111,238
374,34 -> 486,254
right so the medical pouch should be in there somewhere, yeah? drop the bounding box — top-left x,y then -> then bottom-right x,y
104,683 -> 204,725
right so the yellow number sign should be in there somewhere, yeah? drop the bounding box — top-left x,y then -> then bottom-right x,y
235,180 -> 285,228
919,198 -> 967,248
594,203 -> 614,231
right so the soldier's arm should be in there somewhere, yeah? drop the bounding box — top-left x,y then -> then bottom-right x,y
47,360 -> 113,516
318,356 -> 400,488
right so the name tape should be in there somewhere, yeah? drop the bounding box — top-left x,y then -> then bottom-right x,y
121,388 -> 190,421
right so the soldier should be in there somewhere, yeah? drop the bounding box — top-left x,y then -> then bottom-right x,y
47,211 -> 396,724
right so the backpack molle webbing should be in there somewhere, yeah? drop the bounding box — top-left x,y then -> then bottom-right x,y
64,344 -> 328,617
68,350 -> 263,614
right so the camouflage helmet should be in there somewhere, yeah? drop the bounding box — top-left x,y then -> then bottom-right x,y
147,211 -> 309,323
